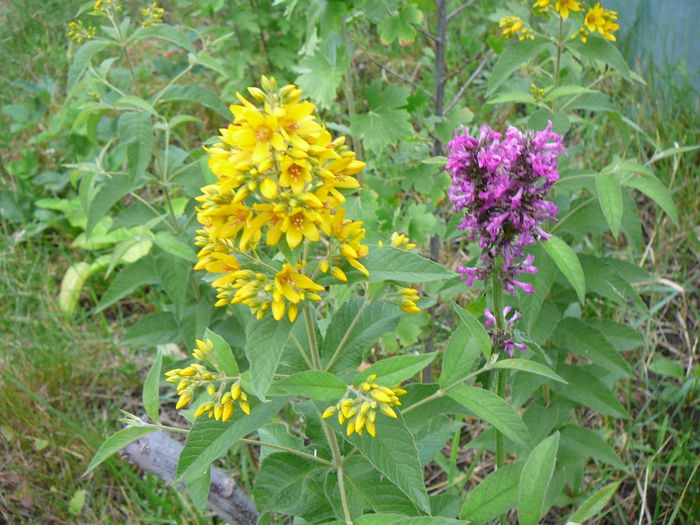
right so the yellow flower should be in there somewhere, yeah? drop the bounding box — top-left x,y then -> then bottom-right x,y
499,16 -> 524,39
67,20 -> 96,43
272,263 -> 324,321
554,0 -> 581,19
141,1 -> 165,27
321,374 -> 407,437
279,155 -> 312,195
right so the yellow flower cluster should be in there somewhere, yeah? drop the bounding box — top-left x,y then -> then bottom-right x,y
90,0 -> 118,16
165,339 -> 250,422
378,232 -> 417,250
530,83 -> 546,102
67,20 -> 96,43
195,76 -> 369,322
499,16 -> 534,41
530,0 -> 581,18
579,2 -> 619,41
397,287 -> 421,313
141,2 -> 165,27
322,374 -> 407,437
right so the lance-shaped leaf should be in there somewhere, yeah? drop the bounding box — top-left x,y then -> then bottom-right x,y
204,327 -> 239,377
84,426 -> 155,476
267,371 -> 347,401
492,359 -> 567,384
143,348 -> 163,423
331,415 -> 430,514
354,353 -> 437,387
365,246 -> 456,283
447,384 -> 531,449
438,326 -> 482,389
518,432 -> 560,525
452,304 -> 491,360
176,396 -> 288,483
460,462 -> 524,523
245,315 -> 295,400
567,481 -> 621,524
541,235 -> 586,303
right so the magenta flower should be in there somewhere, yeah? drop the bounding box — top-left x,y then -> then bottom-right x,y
484,307 -> 526,357
447,122 -> 566,294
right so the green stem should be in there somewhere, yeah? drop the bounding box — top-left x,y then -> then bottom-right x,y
108,8 -> 138,85
305,305 -> 353,524
491,268 -> 507,525
240,438 -> 334,467
552,16 -> 564,113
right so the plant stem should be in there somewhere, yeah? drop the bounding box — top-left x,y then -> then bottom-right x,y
305,305 -> 353,524
552,16 -> 564,113
492,267 -> 507,525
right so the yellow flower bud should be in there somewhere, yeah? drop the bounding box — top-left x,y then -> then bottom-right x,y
380,404 -> 397,418
222,402 -> 234,422
322,406 -> 336,419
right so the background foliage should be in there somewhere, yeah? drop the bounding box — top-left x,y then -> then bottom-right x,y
0,0 -> 698,523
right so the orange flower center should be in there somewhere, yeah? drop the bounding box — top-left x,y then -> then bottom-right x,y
288,164 -> 303,181
256,126 -> 271,141
293,215 -> 305,230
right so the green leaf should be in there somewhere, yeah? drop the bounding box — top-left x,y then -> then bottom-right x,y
342,455 -> 422,515
268,371 -> 347,401
492,359 -> 567,384
204,328 -> 239,377
84,426 -> 155,476
567,481 -> 621,523
365,246 -> 456,283
595,171 -> 623,237
295,49 -> 350,108
541,235 -> 586,303
622,174 -> 679,226
58,255 -> 109,315
447,384 -> 531,449
438,326 -> 481,389
85,173 -> 134,235
528,108 -> 570,135
153,232 -> 197,263
156,84 -> 230,119
177,397 -> 288,483
559,425 -> 626,470
68,40 -> 111,92
143,349 -> 163,423
648,358 -> 684,379
518,432 -> 560,525
552,365 -> 630,419
553,318 -> 633,377
336,415 -> 431,514
546,85 -> 600,99
349,80 -> 413,153
487,92 -> 536,105
254,453 -> 325,514
321,298 -> 402,375
245,315 -> 296,399
354,515 -> 465,525
114,95 -> 158,116
123,312 -> 180,345
354,353 -> 436,387
185,470 -> 210,512
134,24 -> 196,53
487,39 -> 551,96
452,304 -> 491,360
95,259 -> 157,312
118,111 -> 153,181
377,3 -> 422,45
460,462 -> 524,523
68,489 -> 87,516
567,35 -> 636,82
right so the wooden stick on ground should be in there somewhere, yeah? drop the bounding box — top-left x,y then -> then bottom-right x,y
121,430 -> 258,525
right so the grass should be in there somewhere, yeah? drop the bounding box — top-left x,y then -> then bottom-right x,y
0,231 -> 212,523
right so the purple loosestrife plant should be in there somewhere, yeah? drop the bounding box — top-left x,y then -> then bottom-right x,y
447,122 -> 566,294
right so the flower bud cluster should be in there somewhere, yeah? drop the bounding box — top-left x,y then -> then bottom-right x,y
165,339 -> 249,422
484,307 -> 527,357
141,2 -> 165,27
195,77 -> 369,321
322,374 -> 407,437
447,123 -> 566,294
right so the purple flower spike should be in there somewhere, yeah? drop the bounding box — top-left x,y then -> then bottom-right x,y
447,122 -> 566,294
